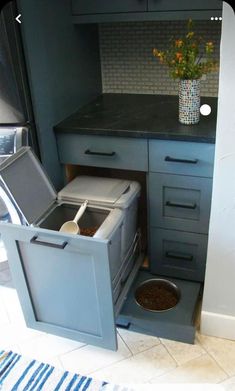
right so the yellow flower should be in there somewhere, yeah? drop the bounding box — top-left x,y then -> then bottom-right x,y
205,41 -> 214,54
186,31 -> 194,39
153,48 -> 165,63
152,19 -> 218,80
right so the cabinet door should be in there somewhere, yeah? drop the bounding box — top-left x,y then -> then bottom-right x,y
1,223 -> 117,350
150,227 -> 208,281
148,0 -> 222,11
72,0 -> 147,15
149,172 -> 213,234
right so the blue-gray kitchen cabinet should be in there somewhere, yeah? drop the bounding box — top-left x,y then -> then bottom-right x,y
72,0 -> 147,15
56,132 -> 215,282
71,0 -> 222,22
148,0 -> 222,11
148,139 -> 215,282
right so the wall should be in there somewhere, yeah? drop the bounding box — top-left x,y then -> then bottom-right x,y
201,2 -> 235,339
99,20 -> 221,96
18,0 -> 102,189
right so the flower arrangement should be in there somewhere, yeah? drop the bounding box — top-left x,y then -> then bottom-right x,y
153,19 -> 218,80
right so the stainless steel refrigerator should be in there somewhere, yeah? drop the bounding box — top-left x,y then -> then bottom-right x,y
0,0 -> 39,260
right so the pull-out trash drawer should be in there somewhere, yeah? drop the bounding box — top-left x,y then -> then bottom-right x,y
0,147 -> 142,350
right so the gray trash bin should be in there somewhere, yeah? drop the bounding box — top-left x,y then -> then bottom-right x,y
58,175 -> 141,262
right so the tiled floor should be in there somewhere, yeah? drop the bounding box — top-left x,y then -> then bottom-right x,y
0,259 -> 234,390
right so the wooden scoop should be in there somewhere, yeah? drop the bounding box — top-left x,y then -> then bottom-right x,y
59,200 -> 88,234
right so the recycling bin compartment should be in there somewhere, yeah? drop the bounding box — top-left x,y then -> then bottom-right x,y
39,202 -> 123,281
0,147 -> 142,351
58,175 -> 141,261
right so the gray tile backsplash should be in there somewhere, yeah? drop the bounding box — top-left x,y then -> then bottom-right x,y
99,21 -> 221,97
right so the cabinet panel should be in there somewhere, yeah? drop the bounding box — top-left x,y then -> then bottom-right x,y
1,223 -> 118,350
150,227 -> 208,281
149,172 -> 212,233
72,0 -> 147,15
149,140 -> 215,177
148,0 -> 222,11
57,133 -> 148,171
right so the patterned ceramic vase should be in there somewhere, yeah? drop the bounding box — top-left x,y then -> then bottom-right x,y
179,79 -> 201,125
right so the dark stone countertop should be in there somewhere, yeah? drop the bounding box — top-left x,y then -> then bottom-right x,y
54,93 -> 217,143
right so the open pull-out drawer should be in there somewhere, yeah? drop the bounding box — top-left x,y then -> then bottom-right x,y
0,222 -> 143,351
0,147 -> 142,351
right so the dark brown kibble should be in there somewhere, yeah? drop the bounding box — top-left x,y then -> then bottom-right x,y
135,281 -> 179,311
80,226 -> 98,237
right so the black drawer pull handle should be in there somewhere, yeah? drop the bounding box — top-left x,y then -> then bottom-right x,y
165,251 -> 193,262
30,235 -> 68,249
85,149 -> 116,157
116,322 -> 131,330
165,156 -> 198,164
166,201 -> 197,210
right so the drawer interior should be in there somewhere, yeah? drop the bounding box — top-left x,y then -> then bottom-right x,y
39,203 -> 109,235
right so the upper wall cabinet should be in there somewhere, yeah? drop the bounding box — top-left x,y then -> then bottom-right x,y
148,0 -> 222,11
72,0 -> 147,15
71,0 -> 222,23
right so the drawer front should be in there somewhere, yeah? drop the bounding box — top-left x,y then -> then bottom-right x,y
149,172 -> 212,233
148,0 -> 222,11
150,227 -> 208,282
57,133 -> 148,171
1,222 -> 118,351
149,140 -> 215,177
72,0 -> 147,14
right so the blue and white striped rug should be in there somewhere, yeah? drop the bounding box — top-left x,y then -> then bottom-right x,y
0,350 -> 131,391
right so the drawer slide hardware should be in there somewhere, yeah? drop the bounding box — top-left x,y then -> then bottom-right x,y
166,201 -> 197,210
30,235 -> 68,249
165,156 -> 198,164
165,251 -> 193,262
85,149 -> 116,157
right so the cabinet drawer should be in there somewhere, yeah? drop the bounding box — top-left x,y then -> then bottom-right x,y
149,140 -> 214,177
72,0 -> 147,14
149,172 -> 212,233
57,133 -> 148,171
150,227 -> 208,282
148,0 -> 222,11
1,221 -> 142,351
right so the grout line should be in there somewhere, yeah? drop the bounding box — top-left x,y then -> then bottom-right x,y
117,328 -> 164,356
205,350 -> 230,381
196,336 -> 231,379
55,354 -> 65,370
158,339 -> 179,367
116,329 -> 133,356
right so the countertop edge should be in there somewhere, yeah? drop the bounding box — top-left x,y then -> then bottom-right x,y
54,126 -> 215,144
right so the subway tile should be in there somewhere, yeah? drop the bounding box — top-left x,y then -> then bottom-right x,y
99,21 -> 220,96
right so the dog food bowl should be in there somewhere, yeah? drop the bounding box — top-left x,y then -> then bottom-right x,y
135,278 -> 181,312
